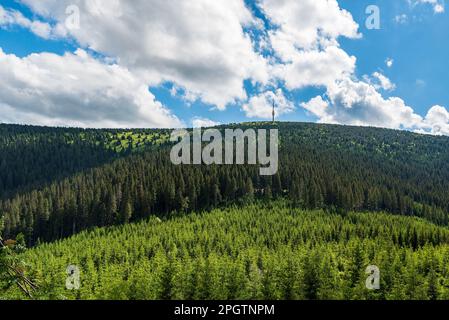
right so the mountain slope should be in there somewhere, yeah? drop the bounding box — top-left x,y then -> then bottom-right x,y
1,122 -> 449,244
0,124 -> 172,198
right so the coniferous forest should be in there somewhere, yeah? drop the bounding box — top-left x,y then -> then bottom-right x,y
1,122 -> 449,300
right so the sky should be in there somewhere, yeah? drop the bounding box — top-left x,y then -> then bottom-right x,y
0,0 -> 448,134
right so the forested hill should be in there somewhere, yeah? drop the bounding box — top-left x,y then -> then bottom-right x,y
0,124 -> 172,198
1,122 -> 449,245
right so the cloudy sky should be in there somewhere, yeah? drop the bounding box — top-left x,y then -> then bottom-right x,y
0,0 -> 448,134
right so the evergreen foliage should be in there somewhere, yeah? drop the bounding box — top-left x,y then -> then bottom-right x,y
1,122 -> 449,244
2,202 -> 449,300
1,122 -> 449,300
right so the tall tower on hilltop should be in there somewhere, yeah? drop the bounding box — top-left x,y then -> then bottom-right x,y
272,100 -> 275,123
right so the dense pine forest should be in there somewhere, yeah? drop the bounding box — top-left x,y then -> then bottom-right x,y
1,122 -> 449,300
0,125 -> 172,199
1,122 -> 449,245
2,202 -> 449,300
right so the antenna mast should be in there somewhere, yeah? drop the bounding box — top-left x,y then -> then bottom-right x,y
272,100 -> 275,123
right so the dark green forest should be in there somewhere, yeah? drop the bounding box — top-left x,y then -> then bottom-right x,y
0,124 -> 171,198
2,122 -> 449,245
1,122 -> 449,300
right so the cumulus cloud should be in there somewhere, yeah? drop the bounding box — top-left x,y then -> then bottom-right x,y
258,0 -> 440,134
301,80 -> 421,129
259,0 -> 360,52
301,78 -> 449,136
10,0 -> 361,126
324,78 -> 422,129
242,89 -> 294,119
259,0 -> 449,136
192,117 -> 220,128
422,105 -> 449,135
274,46 -> 356,90
18,0 -> 269,110
1,0 -> 447,135
258,0 -> 359,92
363,72 -> 396,91
0,48 -> 181,128
301,96 -> 329,119
0,4 -> 56,39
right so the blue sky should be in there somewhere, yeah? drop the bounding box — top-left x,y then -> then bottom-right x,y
0,0 -> 448,133
339,0 -> 449,117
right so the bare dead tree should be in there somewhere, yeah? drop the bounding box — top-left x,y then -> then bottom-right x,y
0,237 -> 38,298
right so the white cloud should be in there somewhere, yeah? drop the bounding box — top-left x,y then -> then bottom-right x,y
301,96 -> 329,119
434,4 -> 445,13
386,58 -> 394,68
0,48 -> 181,128
301,77 -> 449,136
394,14 -> 408,24
11,0 -> 360,124
258,0 -> 359,92
2,0 -> 447,136
7,0 -> 360,127
364,72 -> 396,91
373,72 -> 396,91
259,0 -> 360,52
0,4 -> 56,39
259,0 -> 449,136
301,79 -> 423,129
410,0 -> 445,13
274,46 -> 356,90
422,105 -> 449,135
191,117 -> 220,128
18,0 -> 269,110
257,0 -> 422,132
323,78 -> 422,129
242,89 -> 294,119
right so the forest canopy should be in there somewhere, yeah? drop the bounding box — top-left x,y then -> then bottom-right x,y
2,202 -> 449,300
0,122 -> 449,300
1,122 -> 448,245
